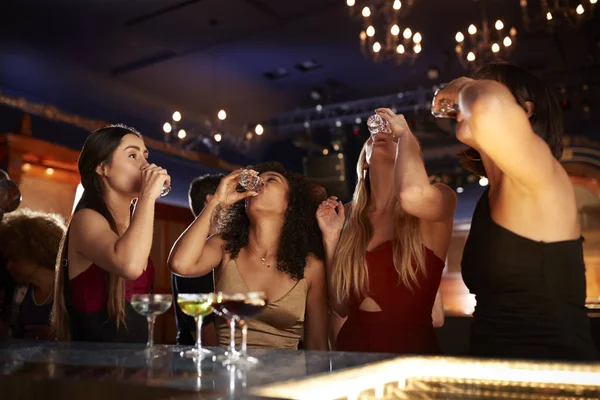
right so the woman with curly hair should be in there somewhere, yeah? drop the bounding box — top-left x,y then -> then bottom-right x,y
170,162 -> 328,350
0,208 -> 66,339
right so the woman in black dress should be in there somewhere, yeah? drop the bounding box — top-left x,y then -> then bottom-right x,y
434,63 -> 597,360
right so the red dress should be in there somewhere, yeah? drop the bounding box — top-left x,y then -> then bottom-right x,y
336,241 -> 444,354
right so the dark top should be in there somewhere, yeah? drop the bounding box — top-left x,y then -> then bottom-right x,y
171,272 -> 214,345
14,285 -> 52,338
64,239 -> 155,343
336,241 -> 445,354
461,188 -> 598,360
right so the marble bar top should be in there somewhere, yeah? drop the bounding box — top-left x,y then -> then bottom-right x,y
0,340 -> 397,400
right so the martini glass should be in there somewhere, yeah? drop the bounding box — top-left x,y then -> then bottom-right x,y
235,291 -> 267,365
130,294 -> 172,351
177,293 -> 215,358
212,292 -> 268,366
212,292 -> 240,364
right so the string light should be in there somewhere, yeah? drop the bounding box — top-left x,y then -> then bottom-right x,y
255,124 -> 264,136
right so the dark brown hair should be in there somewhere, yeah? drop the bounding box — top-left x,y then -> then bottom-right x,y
459,63 -> 564,177
51,124 -> 143,340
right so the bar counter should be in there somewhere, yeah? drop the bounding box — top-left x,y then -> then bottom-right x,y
3,340 -> 600,399
0,340 -> 396,399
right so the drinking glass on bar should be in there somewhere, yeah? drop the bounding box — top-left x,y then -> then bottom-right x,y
177,293 -> 215,358
236,291 -> 267,365
431,84 -> 460,118
212,292 -> 240,364
212,292 -> 268,366
130,294 -> 173,351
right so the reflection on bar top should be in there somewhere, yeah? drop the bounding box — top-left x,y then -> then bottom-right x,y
252,356 -> 600,400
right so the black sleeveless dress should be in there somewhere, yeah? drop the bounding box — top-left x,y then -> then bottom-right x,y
461,188 -> 598,361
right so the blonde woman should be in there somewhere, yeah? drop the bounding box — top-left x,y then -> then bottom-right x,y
316,110 -> 454,353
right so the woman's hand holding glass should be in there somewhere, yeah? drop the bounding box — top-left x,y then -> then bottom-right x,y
431,77 -> 473,119
213,169 -> 260,208
139,163 -> 171,200
374,108 -> 414,141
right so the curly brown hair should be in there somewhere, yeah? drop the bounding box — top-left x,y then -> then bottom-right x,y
217,162 -> 325,281
0,208 -> 66,270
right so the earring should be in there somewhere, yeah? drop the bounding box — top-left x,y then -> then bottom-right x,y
462,150 -> 481,161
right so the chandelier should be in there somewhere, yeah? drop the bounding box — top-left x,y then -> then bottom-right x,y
520,0 -> 597,32
454,16 -> 517,69
346,0 -> 423,64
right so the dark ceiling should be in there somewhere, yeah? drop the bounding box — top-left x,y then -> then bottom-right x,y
2,0 -> 599,139
1,0 -> 599,214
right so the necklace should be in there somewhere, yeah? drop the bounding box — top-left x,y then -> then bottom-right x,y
32,286 -> 53,306
247,244 -> 271,268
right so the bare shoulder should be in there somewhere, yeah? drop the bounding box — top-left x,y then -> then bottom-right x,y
70,208 -> 112,236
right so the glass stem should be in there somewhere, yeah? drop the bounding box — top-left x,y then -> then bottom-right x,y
241,320 -> 248,357
195,315 -> 204,352
147,316 -> 156,348
229,318 -> 236,355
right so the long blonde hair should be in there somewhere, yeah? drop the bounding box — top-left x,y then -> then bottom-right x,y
332,143 -> 425,304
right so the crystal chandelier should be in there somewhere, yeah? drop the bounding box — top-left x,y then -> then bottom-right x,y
520,0 -> 597,32
454,16 -> 517,69
346,0 -> 423,64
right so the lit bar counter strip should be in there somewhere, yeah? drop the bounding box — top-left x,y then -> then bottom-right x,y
2,341 -> 600,399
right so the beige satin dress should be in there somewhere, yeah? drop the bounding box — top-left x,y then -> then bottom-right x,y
214,259 -> 307,350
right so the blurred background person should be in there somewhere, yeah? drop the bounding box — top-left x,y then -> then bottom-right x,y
0,208 -> 65,340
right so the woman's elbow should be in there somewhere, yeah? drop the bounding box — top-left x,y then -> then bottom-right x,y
168,257 -> 189,276
432,313 -> 445,328
122,262 -> 145,280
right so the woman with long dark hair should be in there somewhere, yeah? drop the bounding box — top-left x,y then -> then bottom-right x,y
51,124 -> 169,342
169,163 -> 328,350
434,63 -> 597,360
